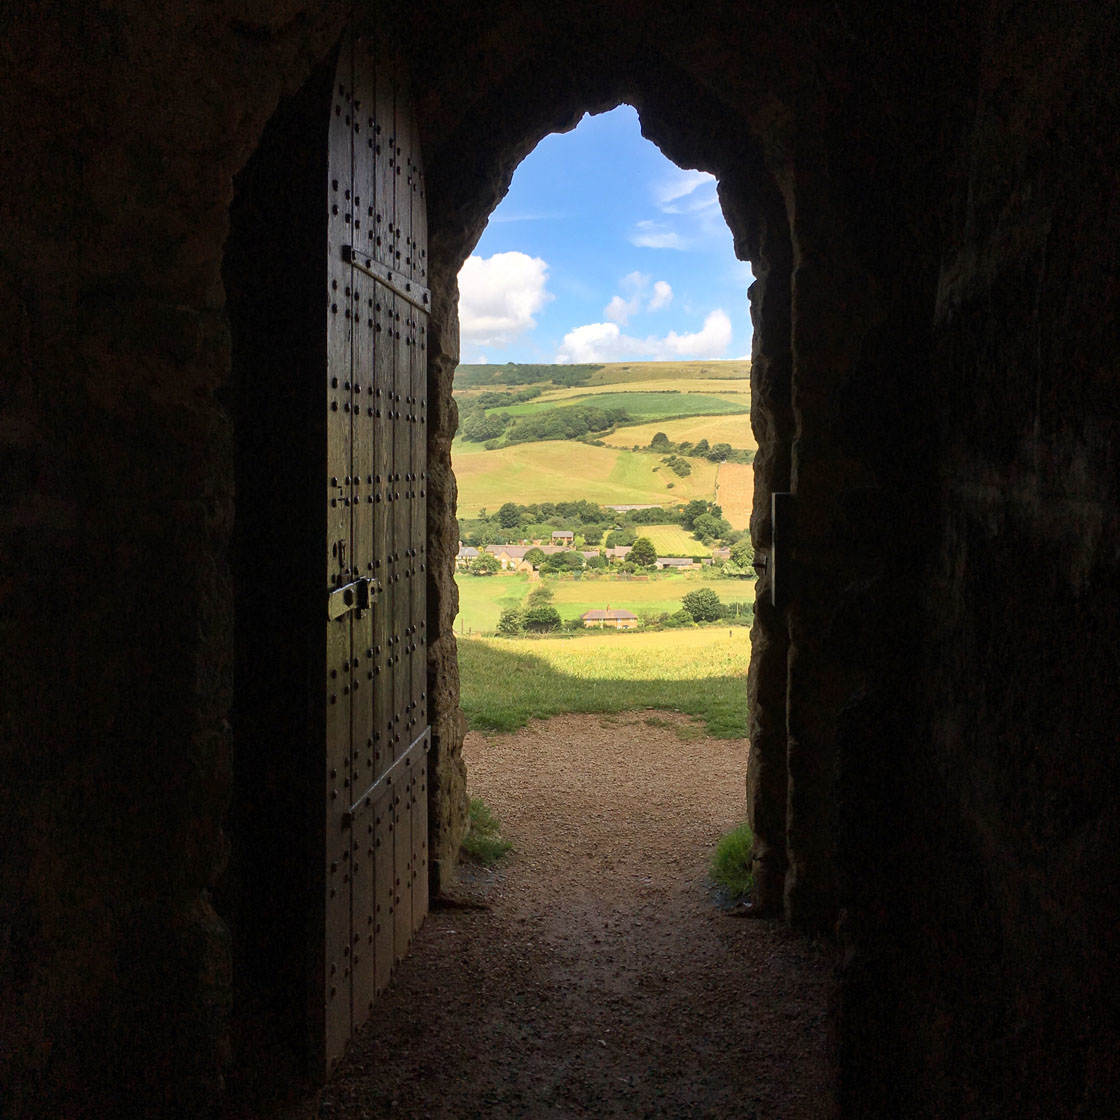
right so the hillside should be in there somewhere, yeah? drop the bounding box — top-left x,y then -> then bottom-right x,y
452,360 -> 754,528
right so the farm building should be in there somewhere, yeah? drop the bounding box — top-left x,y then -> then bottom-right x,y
655,556 -> 699,570
581,608 -> 639,630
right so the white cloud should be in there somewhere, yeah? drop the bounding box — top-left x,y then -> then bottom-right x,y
604,295 -> 637,324
655,169 -> 717,212
629,220 -> 686,250
457,251 -> 552,346
660,309 -> 732,357
648,280 -> 673,311
603,271 -> 651,324
556,308 -> 732,363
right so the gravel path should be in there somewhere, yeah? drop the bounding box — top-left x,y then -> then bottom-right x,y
289,712 -> 836,1119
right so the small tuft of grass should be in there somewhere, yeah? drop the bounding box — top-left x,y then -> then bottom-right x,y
460,796 -> 512,865
709,821 -> 754,900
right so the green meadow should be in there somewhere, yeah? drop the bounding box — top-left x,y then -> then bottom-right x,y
455,570 -> 753,630
457,628 -> 750,738
488,390 -> 748,423
451,440 -> 718,516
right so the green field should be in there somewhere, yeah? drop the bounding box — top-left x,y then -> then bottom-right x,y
636,524 -> 708,555
454,571 -> 530,633
455,570 -> 753,631
601,413 -> 755,452
458,628 -> 750,738
489,391 -> 748,423
584,360 -> 750,385
452,439 -> 719,516
528,378 -> 750,405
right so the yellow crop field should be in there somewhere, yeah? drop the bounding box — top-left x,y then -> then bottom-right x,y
600,413 -> 756,451
452,439 -> 718,516
530,378 -> 750,405
716,462 -> 754,529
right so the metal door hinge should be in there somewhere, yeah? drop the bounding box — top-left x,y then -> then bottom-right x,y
327,577 -> 372,620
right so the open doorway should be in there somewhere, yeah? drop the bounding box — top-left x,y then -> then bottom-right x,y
357,109 -> 834,1118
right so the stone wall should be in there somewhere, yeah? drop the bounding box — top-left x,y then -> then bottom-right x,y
0,1 -> 1116,1117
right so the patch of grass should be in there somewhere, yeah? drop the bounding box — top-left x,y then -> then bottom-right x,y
599,413 -> 756,453
709,821 -> 755,899
460,797 -> 513,865
454,571 -> 529,633
457,628 -> 749,738
492,391 -> 748,423
637,523 -> 707,556
585,360 -> 750,385
451,440 -> 718,516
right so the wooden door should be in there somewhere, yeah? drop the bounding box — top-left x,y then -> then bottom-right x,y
321,33 -> 430,1073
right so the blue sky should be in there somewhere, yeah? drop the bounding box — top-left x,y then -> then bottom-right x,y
457,105 -> 754,365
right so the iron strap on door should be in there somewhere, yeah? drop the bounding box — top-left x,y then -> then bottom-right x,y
320,30 -> 430,1075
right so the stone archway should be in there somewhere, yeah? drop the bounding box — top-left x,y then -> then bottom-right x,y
13,4 -> 1117,1119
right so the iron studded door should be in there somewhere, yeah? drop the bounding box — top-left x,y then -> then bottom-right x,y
322,34 -> 430,1073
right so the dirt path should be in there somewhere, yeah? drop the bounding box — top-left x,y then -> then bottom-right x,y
289,712 -> 836,1119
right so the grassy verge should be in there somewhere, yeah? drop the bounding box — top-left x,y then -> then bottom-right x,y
457,628 -> 749,738
709,821 -> 754,899
460,797 -> 513,864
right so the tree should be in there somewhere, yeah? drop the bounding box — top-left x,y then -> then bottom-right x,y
605,527 -> 636,548
707,442 -> 732,461
629,537 -> 657,568
693,512 -> 731,541
680,499 -> 709,530
526,584 -> 553,607
524,547 -> 546,568
681,587 -> 723,621
542,549 -> 584,572
729,537 -> 755,567
496,607 -> 523,635
497,501 -> 521,528
693,437 -> 710,456
649,431 -> 670,450
523,605 -> 561,632
469,552 -> 501,576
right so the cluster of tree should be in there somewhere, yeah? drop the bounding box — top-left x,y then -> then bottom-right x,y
659,454 -> 692,477
453,363 -> 601,389
679,499 -> 732,544
646,432 -> 754,464
460,496 -> 747,551
459,402 -> 630,447
461,499 -> 621,547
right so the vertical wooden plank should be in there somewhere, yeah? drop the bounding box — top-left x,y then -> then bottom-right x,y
411,735 -> 430,931
401,68 -> 431,934
323,33 -> 356,1070
390,63 -> 415,952
347,39 -> 378,1033
373,794 -> 395,992
372,59 -> 397,785
370,54 -> 397,994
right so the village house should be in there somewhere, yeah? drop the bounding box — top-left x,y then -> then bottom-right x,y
550,530 -> 574,544
603,546 -> 632,563
455,544 -> 479,569
580,607 -> 639,630
655,556 -> 699,571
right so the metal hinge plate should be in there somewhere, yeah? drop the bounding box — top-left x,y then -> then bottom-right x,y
327,577 -> 373,620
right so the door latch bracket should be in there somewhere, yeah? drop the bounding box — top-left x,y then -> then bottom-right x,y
327,577 -> 372,620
